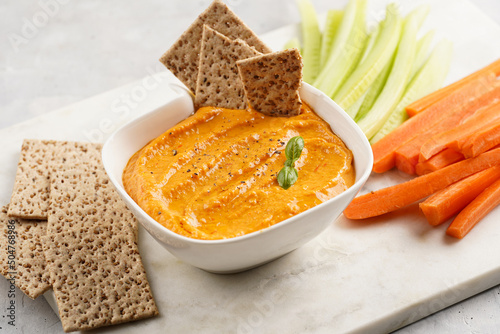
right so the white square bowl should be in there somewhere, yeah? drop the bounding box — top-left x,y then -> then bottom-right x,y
102,82 -> 373,273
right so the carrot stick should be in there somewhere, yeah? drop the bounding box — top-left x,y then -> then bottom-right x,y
420,166 -> 500,226
415,148 -> 464,175
343,147 -> 500,219
446,177 -> 500,238
394,98 -> 488,175
394,81 -> 500,175
420,98 -> 500,160
405,58 -> 500,117
371,74 -> 496,173
458,121 -> 500,158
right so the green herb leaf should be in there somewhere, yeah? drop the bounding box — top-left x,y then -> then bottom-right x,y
277,165 -> 299,190
278,136 -> 304,190
285,136 -> 305,162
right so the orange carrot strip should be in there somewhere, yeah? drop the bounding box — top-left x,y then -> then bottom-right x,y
415,148 -> 464,175
406,58 -> 500,117
446,177 -> 500,238
419,86 -> 500,160
458,121 -> 500,158
394,102 -> 482,175
394,81 -> 500,175
420,166 -> 500,226
371,74 -> 496,173
344,147 -> 500,220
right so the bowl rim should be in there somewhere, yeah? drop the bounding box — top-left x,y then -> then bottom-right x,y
102,82 -> 373,245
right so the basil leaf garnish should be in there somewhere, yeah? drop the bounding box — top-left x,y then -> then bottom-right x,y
277,136 -> 304,190
277,165 -> 298,190
285,136 -> 305,163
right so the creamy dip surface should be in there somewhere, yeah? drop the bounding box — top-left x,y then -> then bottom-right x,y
123,104 -> 355,240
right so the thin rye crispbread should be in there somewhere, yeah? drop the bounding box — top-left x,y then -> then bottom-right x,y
159,0 -> 271,94
8,139 -> 102,220
43,227 -> 158,332
237,48 -> 303,116
195,25 -> 261,110
0,205 -> 50,299
48,164 -> 138,239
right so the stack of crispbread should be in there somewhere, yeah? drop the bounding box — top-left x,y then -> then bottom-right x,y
159,0 -> 271,95
160,0 -> 304,117
1,139 -> 158,332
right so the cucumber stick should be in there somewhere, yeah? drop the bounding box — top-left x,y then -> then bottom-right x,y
355,5 -> 428,122
345,90 -> 368,119
403,5 -> 431,83
355,53 -> 394,122
329,3 -> 368,97
314,0 -> 358,88
333,3 -> 402,110
370,39 -> 453,143
297,0 -> 322,83
320,10 -> 344,68
409,29 -> 435,82
314,0 -> 367,96
358,23 -> 380,65
357,7 -> 421,139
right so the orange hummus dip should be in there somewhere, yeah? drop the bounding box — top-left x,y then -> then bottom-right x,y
123,104 -> 355,240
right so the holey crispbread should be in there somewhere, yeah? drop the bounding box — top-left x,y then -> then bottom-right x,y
0,205 -> 50,299
159,0 -> 271,94
1,138 -> 158,332
43,228 -> 158,332
44,162 -> 155,332
48,164 -> 138,239
237,48 -> 303,116
194,25 -> 261,110
8,139 -> 102,220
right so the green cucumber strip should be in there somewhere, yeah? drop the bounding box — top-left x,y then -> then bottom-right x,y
368,103 -> 409,144
354,3 -> 429,122
345,90 -> 368,119
409,29 -> 435,82
341,9 -> 369,89
357,6 -> 420,139
355,52 -> 395,122
320,10 -> 344,68
358,23 -> 380,65
370,39 -> 453,143
283,37 -> 302,52
357,5 -> 428,123
313,0 -> 359,89
297,0 -> 322,83
333,3 -> 402,110
314,0 -> 368,98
